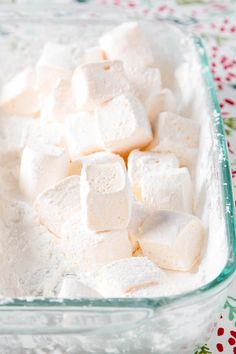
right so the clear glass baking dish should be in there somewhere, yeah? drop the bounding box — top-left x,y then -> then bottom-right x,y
0,4 -> 235,354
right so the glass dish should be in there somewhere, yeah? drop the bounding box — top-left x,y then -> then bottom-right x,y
0,4 -> 235,354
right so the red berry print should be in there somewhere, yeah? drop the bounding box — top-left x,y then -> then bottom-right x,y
228,337 -> 236,345
217,327 -> 224,336
216,343 -> 224,352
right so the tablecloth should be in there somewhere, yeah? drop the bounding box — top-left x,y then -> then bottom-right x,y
2,0 -> 236,352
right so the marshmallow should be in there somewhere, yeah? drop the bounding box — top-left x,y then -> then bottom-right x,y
99,22 -> 154,70
95,257 -> 163,297
80,159 -> 131,232
128,199 -> 150,252
69,151 -> 125,176
150,112 -> 200,166
34,175 -> 81,236
0,67 -> 39,116
58,276 -> 101,298
128,150 -> 180,199
138,211 -> 205,271
65,112 -> 102,159
126,66 -> 161,104
25,121 -> 65,147
82,46 -> 105,64
140,167 -> 193,213
145,88 -> 177,124
60,215 -> 132,272
96,93 -> 153,155
36,42 -> 72,94
40,78 -> 76,124
72,60 -> 131,110
20,144 -> 69,199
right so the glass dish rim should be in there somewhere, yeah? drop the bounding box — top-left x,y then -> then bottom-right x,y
0,13 -> 235,309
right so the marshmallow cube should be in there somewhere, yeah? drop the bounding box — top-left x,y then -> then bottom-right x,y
96,93 -> 153,155
128,200 -> 150,252
20,144 -> 69,199
36,42 -> 73,94
140,167 -> 193,213
126,67 -> 161,104
61,216 -> 132,272
128,150 -> 180,199
146,88 -> 177,124
82,46 -> 105,64
99,22 -> 154,70
34,175 -> 81,236
138,211 -> 205,271
40,78 -> 75,124
25,120 -> 65,148
58,276 -> 101,298
81,160 -> 131,232
96,257 -> 163,297
65,112 -> 102,159
0,67 -> 39,116
69,151 -> 125,176
72,60 -> 131,110
150,112 -> 200,166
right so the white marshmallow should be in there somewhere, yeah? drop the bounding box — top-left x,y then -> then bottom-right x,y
20,144 -> 69,199
60,215 -> 132,272
25,121 -> 65,148
65,112 -> 103,159
95,257 -> 163,297
128,150 -> 180,199
82,46 -> 105,64
36,42 -> 72,94
150,112 -> 200,166
126,66 -> 161,104
99,22 -> 154,71
96,93 -> 153,155
145,88 -> 177,124
58,276 -> 101,298
0,67 -> 39,116
138,211 -> 205,271
69,152 -> 125,176
80,160 -> 131,232
140,167 -> 193,213
34,175 -> 81,236
128,199 -> 150,252
40,78 -> 76,124
72,60 -> 131,110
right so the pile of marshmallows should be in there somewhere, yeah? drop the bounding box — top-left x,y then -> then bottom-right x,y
0,22 -> 205,298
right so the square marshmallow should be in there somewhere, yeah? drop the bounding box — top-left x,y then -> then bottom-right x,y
128,150 -> 180,199
20,144 -> 69,199
0,67 -> 39,116
145,88 -> 177,124
96,93 -> 153,155
99,22 -> 154,70
138,211 -> 205,271
128,199 -> 151,252
60,215 -> 132,272
36,42 -> 73,95
150,112 -> 200,166
40,78 -> 76,124
140,167 -> 193,213
80,159 -> 131,232
69,151 -> 125,176
65,112 -> 103,159
125,66 -> 161,104
95,257 -> 163,297
34,175 -> 81,236
72,60 -> 131,110
81,46 -> 105,64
